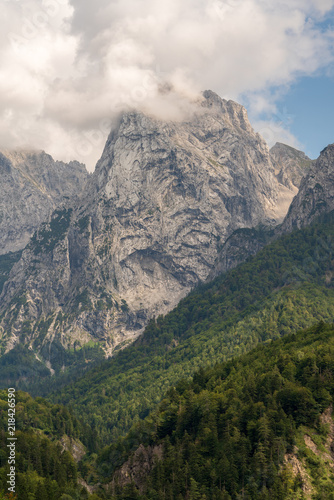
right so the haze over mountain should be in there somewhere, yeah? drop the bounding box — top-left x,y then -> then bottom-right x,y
2,0 -> 334,168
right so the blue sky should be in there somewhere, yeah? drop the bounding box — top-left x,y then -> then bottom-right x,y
277,74 -> 334,158
245,10 -> 334,159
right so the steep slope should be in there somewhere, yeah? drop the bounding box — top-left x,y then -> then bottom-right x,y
268,142 -> 314,222
0,150 -> 88,254
280,143 -> 334,232
270,142 -> 314,190
0,91 -> 294,363
47,211 -> 334,444
210,143 -> 325,278
0,251 -> 22,294
99,323 -> 334,499
207,224 -> 274,279
0,390 -> 92,499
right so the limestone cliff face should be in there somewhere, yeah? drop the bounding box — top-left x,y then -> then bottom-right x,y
207,226 -> 274,280
0,91 -> 297,363
210,143 -> 334,279
270,142 -> 314,190
280,144 -> 334,233
0,150 -> 88,255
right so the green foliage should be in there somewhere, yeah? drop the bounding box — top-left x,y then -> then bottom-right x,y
0,342 -> 106,398
72,289 -> 93,311
103,323 -> 334,499
0,344 -> 49,384
76,215 -> 90,232
2,216 -> 334,497
120,299 -> 129,313
51,211 -> 334,444
0,251 -> 21,294
0,390 -> 93,499
30,208 -> 72,254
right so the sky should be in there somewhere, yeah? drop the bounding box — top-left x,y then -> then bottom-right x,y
0,0 -> 334,170
273,74 -> 334,159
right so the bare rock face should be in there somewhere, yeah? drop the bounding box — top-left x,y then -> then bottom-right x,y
210,143 -> 334,279
280,144 -> 334,233
0,91 -> 298,364
270,142 -> 314,190
0,150 -> 88,254
111,445 -> 163,492
207,225 -> 274,279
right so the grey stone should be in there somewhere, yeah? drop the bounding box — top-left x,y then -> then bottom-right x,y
0,91 -> 300,362
0,150 -> 88,254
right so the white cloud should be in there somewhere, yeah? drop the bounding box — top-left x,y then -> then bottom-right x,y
0,0 -> 333,169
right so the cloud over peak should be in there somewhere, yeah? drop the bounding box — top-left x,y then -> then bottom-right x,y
0,0 -> 333,169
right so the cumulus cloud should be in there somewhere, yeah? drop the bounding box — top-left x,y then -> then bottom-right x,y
0,0 -> 333,169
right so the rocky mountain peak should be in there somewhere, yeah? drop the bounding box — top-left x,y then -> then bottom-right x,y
279,143 -> 334,232
93,90 -> 276,221
319,143 -> 334,165
270,142 -> 314,190
0,152 -> 12,174
0,92 -> 303,364
201,90 -> 254,134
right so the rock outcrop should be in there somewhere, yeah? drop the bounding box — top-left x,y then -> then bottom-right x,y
110,445 -> 163,493
280,143 -> 334,233
210,143 -> 321,278
207,225 -> 274,279
0,91 -> 300,364
0,150 -> 88,254
270,142 -> 314,190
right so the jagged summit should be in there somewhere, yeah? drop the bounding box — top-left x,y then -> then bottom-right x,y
0,92 -> 302,364
92,89 -> 278,223
270,142 -> 314,190
320,142 -> 334,159
202,88 -> 223,101
201,90 -> 253,133
278,142 -> 334,232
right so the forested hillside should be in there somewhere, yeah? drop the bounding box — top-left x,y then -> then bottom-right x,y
99,322 -> 334,499
0,391 -> 98,499
50,211 -> 334,444
3,324 -> 334,499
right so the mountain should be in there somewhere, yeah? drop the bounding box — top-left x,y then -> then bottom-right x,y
209,143 -> 317,278
0,91 -> 297,365
281,143 -> 334,232
270,142 -> 314,190
100,322 -> 334,499
207,224 -> 274,279
0,101 -> 333,498
0,150 -> 88,255
0,250 -> 22,294
48,211 -> 334,444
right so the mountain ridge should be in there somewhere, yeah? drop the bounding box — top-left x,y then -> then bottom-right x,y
280,143 -> 334,233
0,90 -> 299,364
0,149 -> 89,255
